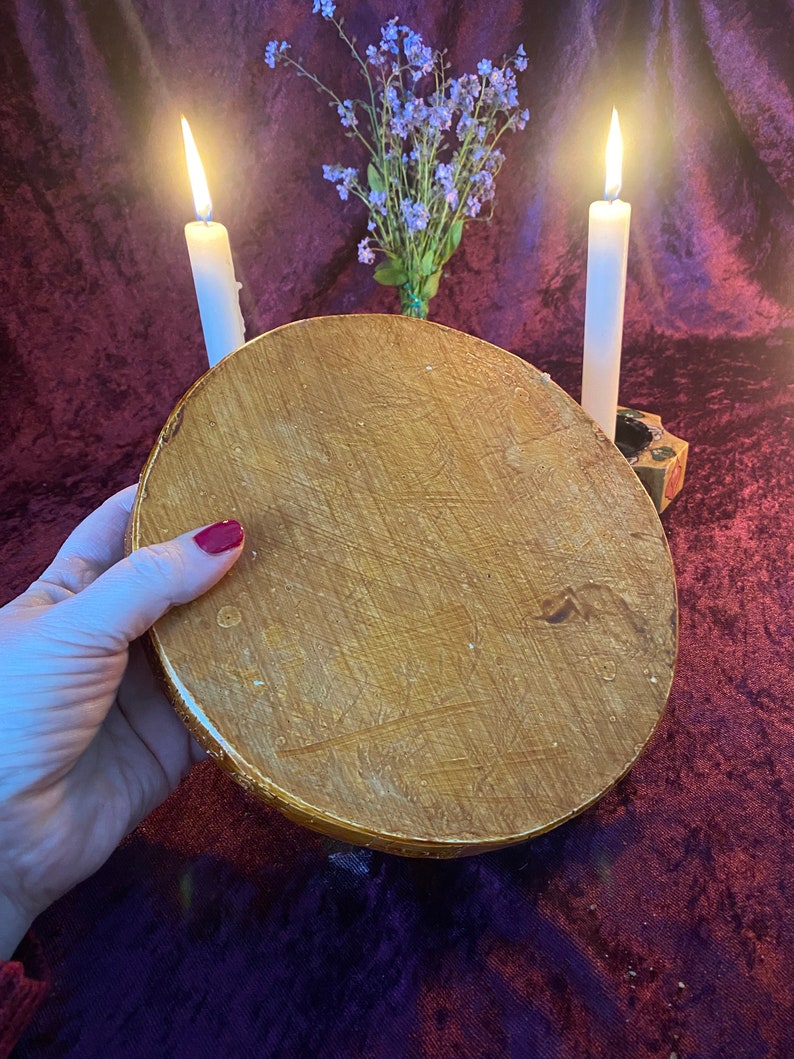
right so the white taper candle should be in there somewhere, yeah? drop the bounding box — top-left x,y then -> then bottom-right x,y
181,116 -> 245,368
581,108 -> 631,442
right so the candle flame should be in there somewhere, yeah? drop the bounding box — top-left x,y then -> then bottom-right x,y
181,115 -> 212,222
604,107 -> 623,201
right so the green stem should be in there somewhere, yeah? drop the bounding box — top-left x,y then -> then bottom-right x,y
281,55 -> 378,156
399,278 -> 429,319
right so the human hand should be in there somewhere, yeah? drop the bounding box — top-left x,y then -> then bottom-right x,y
0,486 -> 245,959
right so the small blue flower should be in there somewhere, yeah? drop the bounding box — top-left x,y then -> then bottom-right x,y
358,237 -> 376,264
515,44 -> 528,72
365,43 -> 387,66
470,169 -> 495,201
434,161 -> 454,189
389,114 -> 409,138
427,102 -> 453,131
337,100 -> 358,128
406,98 -> 426,129
403,30 -> 434,78
477,59 -> 493,76
400,199 -> 430,232
387,93 -> 426,139
484,148 -> 505,172
264,40 -> 289,68
312,0 -> 336,19
483,67 -> 518,110
368,189 -> 387,214
465,194 -> 482,217
456,112 -> 471,136
322,164 -> 358,200
449,74 -> 480,113
434,164 -> 459,209
380,17 -> 401,53
384,85 -> 399,110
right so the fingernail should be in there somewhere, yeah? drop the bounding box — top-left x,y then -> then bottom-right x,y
193,520 -> 245,555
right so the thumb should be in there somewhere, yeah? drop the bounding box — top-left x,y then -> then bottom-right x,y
54,520 -> 246,649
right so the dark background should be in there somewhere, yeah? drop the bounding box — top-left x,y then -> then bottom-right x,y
2,1 -> 793,1055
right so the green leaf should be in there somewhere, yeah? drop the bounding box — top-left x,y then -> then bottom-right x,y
367,163 -> 386,193
420,250 -> 436,276
441,220 -> 463,261
420,270 -> 442,301
373,263 -> 409,286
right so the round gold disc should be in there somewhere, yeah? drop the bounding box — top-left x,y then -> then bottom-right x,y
131,315 -> 677,857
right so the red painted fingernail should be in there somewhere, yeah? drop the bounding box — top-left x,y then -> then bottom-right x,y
193,520 -> 245,555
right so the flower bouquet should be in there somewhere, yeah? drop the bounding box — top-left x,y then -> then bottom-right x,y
266,2 -> 528,318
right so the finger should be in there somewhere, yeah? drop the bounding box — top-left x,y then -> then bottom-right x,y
50,518 -> 245,649
24,485 -> 139,605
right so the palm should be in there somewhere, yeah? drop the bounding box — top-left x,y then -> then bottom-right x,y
1,636 -> 198,920
0,486 -> 238,953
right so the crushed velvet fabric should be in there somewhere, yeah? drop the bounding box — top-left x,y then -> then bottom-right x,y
1,0 -> 793,1056
0,938 -> 48,1059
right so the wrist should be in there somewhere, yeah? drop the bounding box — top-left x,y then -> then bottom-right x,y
0,887 -> 34,960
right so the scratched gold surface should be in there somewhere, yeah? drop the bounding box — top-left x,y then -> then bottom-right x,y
131,315 -> 677,856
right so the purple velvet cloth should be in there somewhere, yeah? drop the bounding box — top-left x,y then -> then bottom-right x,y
1,0 -> 793,1055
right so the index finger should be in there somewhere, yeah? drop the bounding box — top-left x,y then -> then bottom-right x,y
24,485 -> 139,605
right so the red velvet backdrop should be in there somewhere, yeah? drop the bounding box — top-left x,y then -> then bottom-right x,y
1,1 -> 793,1056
